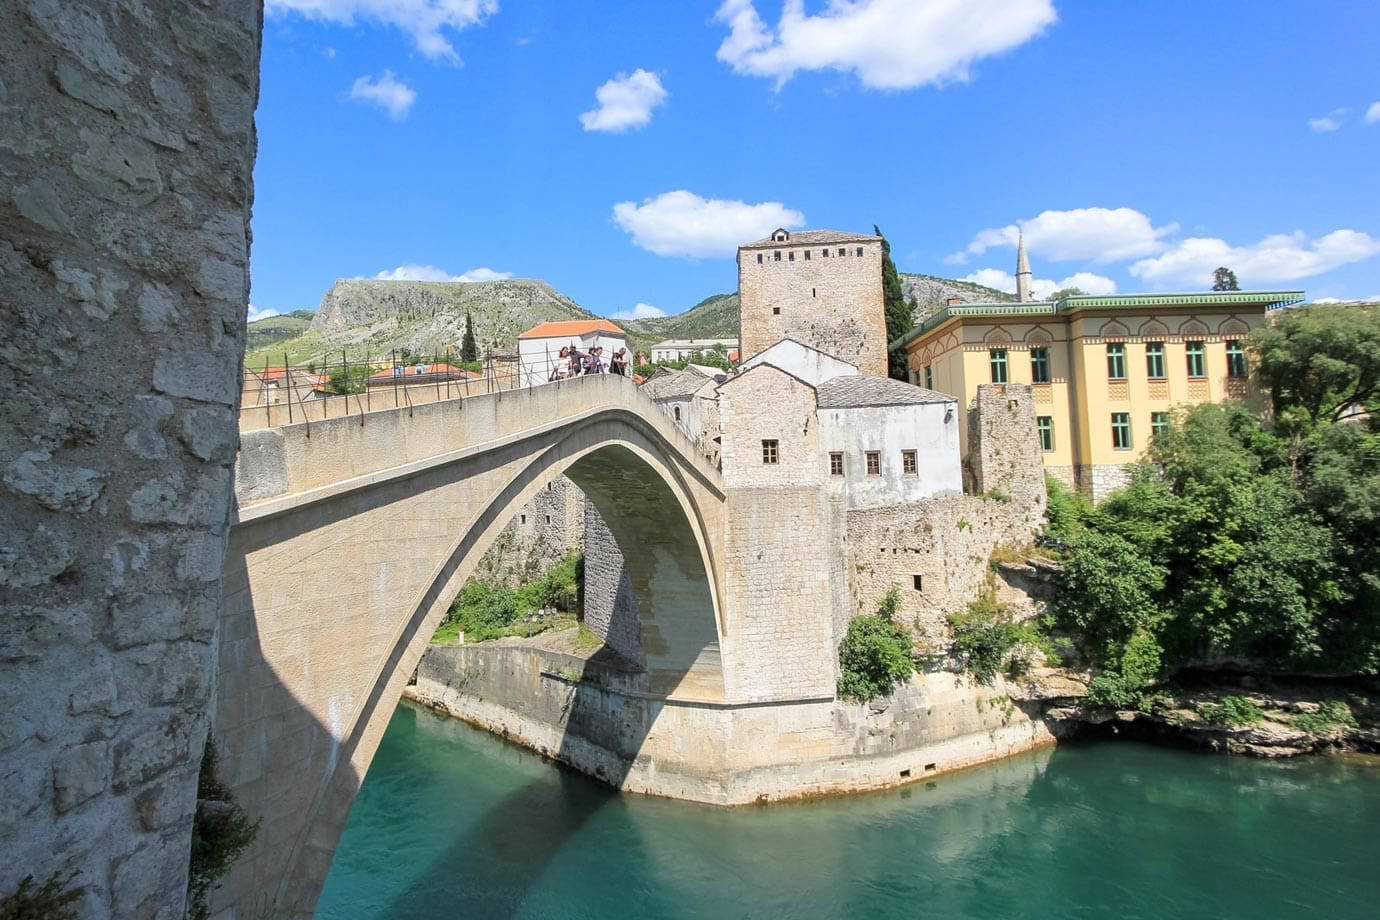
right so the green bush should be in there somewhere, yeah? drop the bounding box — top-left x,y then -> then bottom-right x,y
878,584 -> 902,620
948,582 -> 1048,685
1043,473 -> 1089,543
838,615 -> 914,702
1290,699 -> 1357,734
1196,695 -> 1265,728
188,737 -> 258,920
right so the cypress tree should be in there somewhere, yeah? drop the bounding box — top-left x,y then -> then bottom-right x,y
876,225 -> 913,380
460,311 -> 479,362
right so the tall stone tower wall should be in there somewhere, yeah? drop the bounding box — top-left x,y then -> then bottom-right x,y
965,383 -> 1047,510
738,235 -> 887,377
0,2 -> 260,916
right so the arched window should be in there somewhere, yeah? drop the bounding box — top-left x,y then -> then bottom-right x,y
673,406 -> 682,422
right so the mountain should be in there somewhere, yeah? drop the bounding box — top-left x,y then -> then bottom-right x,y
243,270 -> 1019,369
900,273 -> 1017,324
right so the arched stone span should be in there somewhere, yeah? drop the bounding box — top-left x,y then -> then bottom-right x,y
213,376 -> 726,916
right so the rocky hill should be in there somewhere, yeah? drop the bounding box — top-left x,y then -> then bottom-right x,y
900,273 -> 1016,323
244,271 -> 1019,369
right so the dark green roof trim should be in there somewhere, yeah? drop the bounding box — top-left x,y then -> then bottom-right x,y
889,290 -> 1307,352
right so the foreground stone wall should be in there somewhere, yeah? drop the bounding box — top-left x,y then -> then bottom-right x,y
0,1 -> 261,915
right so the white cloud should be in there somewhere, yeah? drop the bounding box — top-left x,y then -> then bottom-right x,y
1129,230 -> 1380,286
247,304 -> 283,322
962,268 -> 1117,299
1366,101 -> 1380,124
950,207 -> 1177,264
350,71 -> 417,120
713,0 -> 1056,90
370,264 -> 513,282
1309,108 -> 1347,133
1313,297 -> 1342,304
266,0 -> 498,61
609,303 -> 667,320
612,190 -> 805,258
580,69 -> 668,133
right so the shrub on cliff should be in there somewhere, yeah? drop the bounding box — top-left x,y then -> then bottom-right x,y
838,615 -> 914,702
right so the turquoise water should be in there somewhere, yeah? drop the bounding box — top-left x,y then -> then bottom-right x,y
316,703 -> 1380,919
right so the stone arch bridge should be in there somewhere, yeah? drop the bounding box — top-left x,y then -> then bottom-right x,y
215,374 -> 840,915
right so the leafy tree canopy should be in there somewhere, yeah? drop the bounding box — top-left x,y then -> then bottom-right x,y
877,225 -> 914,380
1211,266 -> 1240,291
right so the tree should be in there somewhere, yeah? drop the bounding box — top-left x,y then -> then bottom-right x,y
876,225 -> 913,381
1046,287 -> 1086,301
1211,266 -> 1240,291
1251,303 -> 1380,422
460,311 -> 479,363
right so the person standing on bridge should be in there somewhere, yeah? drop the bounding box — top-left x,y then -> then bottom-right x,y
609,347 -> 629,376
549,346 -> 571,382
567,345 -> 588,377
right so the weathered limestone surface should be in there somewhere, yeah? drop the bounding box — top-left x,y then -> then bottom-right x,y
0,1 -> 261,915
409,642 -> 1057,805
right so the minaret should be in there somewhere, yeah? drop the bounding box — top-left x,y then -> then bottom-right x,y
1015,232 -> 1033,303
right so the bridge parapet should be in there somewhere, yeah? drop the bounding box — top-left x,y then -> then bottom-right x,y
234,373 -> 722,512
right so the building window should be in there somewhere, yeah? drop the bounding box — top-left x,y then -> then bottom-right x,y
822,248 -> 829,257
1106,343 -> 1127,380
902,450 -> 917,475
1146,342 -> 1166,379
804,250 -> 811,261
989,349 -> 1008,384
866,451 -> 881,475
762,439 -> 779,464
812,288 -> 816,298
1226,340 -> 1247,378
1037,416 -> 1054,452
545,515 -> 551,525
772,306 -> 781,315
1151,411 -> 1169,437
1111,413 -> 1132,450
924,365 -> 933,389
520,514 -> 527,524
912,574 -> 923,591
838,247 -> 846,256
829,452 -> 844,476
756,253 -> 762,264
856,247 -> 863,256
673,406 -> 681,422
773,251 -> 781,261
1186,341 -> 1206,378
1030,347 -> 1050,384
788,251 -> 794,261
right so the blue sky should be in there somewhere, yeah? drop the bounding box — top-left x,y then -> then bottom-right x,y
249,1 -> 1380,322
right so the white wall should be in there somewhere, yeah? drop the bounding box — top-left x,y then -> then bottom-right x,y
740,340 -> 858,388
818,402 -> 961,508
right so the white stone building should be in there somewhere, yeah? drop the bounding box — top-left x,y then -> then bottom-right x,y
649,337 -> 738,364
517,319 -> 629,386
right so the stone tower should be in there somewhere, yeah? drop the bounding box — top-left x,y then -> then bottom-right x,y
737,229 -> 888,377
1016,232 -> 1034,303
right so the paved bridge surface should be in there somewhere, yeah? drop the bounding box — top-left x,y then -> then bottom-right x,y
215,374 -> 738,915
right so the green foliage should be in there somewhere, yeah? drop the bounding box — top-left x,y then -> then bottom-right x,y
188,736 -> 259,920
1290,699 -> 1357,734
837,615 -> 915,702
444,552 -> 584,643
1043,473 -> 1090,543
877,227 -> 914,380
460,310 -> 479,362
633,349 -> 735,379
1211,266 -> 1240,291
878,584 -> 902,620
1,872 -> 85,920
323,363 -> 372,395
1252,302 -> 1380,423
1046,286 -> 1087,301
949,582 -> 1048,685
1195,695 -> 1264,727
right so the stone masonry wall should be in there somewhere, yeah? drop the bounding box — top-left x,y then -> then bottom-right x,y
471,474 -> 584,587
965,382 -> 1047,510
738,237 -> 887,377
0,2 -> 260,916
580,504 -> 644,667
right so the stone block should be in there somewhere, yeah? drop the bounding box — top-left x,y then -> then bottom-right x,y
52,740 -> 110,813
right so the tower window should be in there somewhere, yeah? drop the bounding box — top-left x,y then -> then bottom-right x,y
756,253 -> 762,264
989,349 -> 1008,384
901,450 -> 917,475
774,251 -> 781,262
829,452 -> 844,476
673,406 -> 681,422
822,249 -> 829,257
1186,341 -> 1206,378
520,514 -> 527,524
788,251 -> 794,261
762,439 -> 779,464
812,288 -> 816,298
545,515 -> 552,524
866,451 -> 881,475
856,247 -> 863,256
838,248 -> 846,257
773,306 -> 781,315
804,250 -> 811,261
1226,340 -> 1247,378
912,574 -> 923,591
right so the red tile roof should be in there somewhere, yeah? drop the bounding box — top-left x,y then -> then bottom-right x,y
519,320 -> 626,339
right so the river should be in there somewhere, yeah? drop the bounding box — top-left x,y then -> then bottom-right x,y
316,701 -> 1379,919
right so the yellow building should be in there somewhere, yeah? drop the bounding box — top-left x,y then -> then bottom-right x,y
892,278 -> 1305,499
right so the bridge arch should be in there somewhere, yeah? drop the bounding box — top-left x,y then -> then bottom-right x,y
214,381 -> 726,915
